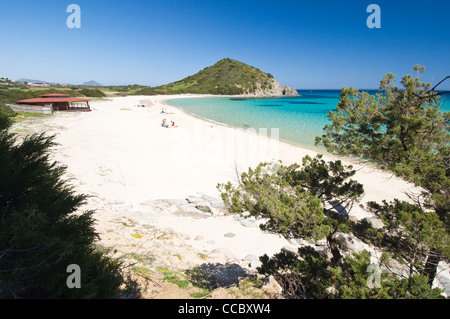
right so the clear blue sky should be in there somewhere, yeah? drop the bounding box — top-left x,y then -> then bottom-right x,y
0,0 -> 449,89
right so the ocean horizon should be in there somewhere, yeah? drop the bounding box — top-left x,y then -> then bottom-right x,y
166,90 -> 450,149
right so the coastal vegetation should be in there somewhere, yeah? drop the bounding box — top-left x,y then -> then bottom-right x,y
218,66 -> 450,298
77,88 -> 106,98
218,156 -> 446,298
316,66 -> 449,202
316,65 -> 450,289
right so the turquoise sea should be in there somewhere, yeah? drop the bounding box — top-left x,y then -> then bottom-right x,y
167,90 -> 450,149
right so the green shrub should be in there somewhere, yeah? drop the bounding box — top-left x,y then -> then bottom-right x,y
78,88 -> 106,98
133,87 -> 158,95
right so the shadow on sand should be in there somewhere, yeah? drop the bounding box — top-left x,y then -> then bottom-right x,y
186,262 -> 251,290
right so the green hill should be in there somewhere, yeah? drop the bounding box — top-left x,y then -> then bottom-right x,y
142,58 -> 298,96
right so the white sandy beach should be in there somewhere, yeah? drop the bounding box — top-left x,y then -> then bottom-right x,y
14,94 -> 445,297
13,95 -> 423,256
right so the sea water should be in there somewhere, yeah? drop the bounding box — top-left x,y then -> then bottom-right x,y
166,90 -> 450,149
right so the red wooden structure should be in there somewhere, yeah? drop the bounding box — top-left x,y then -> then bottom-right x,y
16,93 -> 91,112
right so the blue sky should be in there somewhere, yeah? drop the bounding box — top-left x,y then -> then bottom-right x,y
0,0 -> 449,89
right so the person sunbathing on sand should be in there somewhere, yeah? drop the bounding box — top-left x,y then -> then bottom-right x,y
170,121 -> 178,128
161,119 -> 169,128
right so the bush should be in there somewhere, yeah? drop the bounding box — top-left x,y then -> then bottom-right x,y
133,87 -> 158,95
78,88 -> 106,98
0,89 -> 40,105
0,104 -> 16,120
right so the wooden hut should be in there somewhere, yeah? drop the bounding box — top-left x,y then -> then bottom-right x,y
16,93 -> 91,112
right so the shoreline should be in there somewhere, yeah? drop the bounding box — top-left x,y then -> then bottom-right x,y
160,95 -> 331,156
158,94 -> 398,178
135,94 -> 423,213
8,94 -> 436,297
10,93 -> 423,237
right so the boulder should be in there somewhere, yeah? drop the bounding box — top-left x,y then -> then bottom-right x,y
316,239 -> 328,247
282,85 -> 299,96
201,196 -> 226,209
334,232 -> 367,253
239,218 -> 257,228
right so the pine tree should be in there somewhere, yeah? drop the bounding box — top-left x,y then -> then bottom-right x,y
316,66 -> 449,287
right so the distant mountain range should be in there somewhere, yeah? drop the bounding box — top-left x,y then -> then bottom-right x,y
81,80 -> 103,86
16,78 -> 55,85
15,78 -> 103,87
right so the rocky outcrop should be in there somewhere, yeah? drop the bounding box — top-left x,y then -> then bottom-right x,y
334,232 -> 368,255
282,85 -> 299,96
246,78 -> 299,97
244,79 -> 299,97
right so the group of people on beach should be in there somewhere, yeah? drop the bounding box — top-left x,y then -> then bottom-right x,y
161,107 -> 178,128
161,118 -> 178,128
